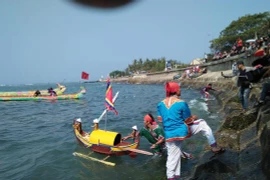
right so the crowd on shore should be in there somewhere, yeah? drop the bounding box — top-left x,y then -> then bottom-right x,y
212,36 -> 270,61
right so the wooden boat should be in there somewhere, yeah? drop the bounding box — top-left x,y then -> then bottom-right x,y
0,88 -> 85,101
0,84 -> 66,97
73,91 -> 153,166
73,121 -> 140,156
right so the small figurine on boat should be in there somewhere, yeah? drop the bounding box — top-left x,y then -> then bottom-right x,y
73,79 -> 153,166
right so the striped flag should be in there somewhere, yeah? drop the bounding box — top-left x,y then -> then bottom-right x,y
105,77 -> 118,115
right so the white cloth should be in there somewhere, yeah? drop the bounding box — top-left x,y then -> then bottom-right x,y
166,119 -> 216,179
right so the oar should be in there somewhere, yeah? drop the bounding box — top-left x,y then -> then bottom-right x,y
73,152 -> 115,166
119,147 -> 153,156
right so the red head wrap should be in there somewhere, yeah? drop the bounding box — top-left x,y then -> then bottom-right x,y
165,82 -> 180,97
144,114 -> 157,125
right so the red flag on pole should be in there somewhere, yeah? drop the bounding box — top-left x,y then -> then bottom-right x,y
81,72 -> 89,80
105,77 -> 118,115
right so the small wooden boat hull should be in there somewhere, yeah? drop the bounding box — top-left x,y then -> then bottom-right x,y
0,84 -> 66,97
0,88 -> 85,101
73,124 -> 139,156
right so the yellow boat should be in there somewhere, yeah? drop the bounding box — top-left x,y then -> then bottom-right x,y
73,121 -> 140,157
0,83 -> 66,97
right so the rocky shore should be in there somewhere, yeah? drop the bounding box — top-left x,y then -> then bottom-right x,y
112,70 -> 270,180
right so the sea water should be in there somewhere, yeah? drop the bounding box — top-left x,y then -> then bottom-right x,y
0,82 -> 223,180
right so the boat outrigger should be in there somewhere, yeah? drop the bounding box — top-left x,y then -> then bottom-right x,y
0,83 -> 66,97
73,91 -> 153,166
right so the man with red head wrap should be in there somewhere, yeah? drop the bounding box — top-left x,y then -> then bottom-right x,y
157,82 -> 224,180
165,82 -> 180,97
122,113 -> 165,156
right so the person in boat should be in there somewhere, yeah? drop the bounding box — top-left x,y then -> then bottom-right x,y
201,83 -> 218,98
33,90 -> 41,97
48,87 -> 57,96
73,118 -> 87,136
122,114 -> 165,156
157,82 -> 225,180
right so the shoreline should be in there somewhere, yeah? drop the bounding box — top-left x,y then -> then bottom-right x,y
111,70 -> 270,179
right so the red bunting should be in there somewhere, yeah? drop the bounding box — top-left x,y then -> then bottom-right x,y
81,72 -> 89,80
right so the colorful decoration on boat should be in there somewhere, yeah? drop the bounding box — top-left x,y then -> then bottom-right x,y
0,84 -> 66,97
73,82 -> 152,166
0,88 -> 85,101
105,77 -> 118,115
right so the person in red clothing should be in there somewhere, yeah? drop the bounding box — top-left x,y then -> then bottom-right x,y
237,37 -> 243,53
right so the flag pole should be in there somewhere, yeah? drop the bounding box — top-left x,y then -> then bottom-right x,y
104,111 -> 107,131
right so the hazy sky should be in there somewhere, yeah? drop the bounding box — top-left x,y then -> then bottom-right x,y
0,0 -> 269,84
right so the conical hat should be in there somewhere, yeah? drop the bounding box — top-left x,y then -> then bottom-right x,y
76,118 -> 82,123
132,125 -> 138,131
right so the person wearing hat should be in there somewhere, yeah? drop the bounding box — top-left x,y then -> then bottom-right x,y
73,118 -> 86,136
236,60 -> 253,111
122,113 -> 165,156
157,82 -> 224,180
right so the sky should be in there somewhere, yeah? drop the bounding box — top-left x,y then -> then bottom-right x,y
0,0 -> 269,84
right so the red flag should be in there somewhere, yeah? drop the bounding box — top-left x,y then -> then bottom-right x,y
81,71 -> 89,80
105,77 -> 118,115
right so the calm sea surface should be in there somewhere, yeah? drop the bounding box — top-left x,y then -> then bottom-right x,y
0,82 -> 223,180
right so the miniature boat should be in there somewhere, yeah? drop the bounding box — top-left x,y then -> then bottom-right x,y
0,88 -> 85,101
0,84 -> 66,97
73,82 -> 153,166
73,121 -> 140,156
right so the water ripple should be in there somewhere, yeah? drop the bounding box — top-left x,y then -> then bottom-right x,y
0,82 -> 222,180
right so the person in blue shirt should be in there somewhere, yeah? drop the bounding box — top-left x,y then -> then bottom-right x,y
157,82 -> 224,180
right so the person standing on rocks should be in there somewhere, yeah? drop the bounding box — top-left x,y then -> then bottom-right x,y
157,82 -> 224,180
236,61 -> 253,112
256,66 -> 270,106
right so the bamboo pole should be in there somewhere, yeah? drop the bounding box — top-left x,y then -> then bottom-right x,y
73,152 -> 115,166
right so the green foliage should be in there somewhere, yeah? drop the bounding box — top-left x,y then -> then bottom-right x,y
110,58 -> 188,76
210,11 -> 270,52
109,70 -> 127,78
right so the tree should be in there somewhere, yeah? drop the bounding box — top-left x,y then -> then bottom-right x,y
210,12 -> 270,52
110,57 -> 188,75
